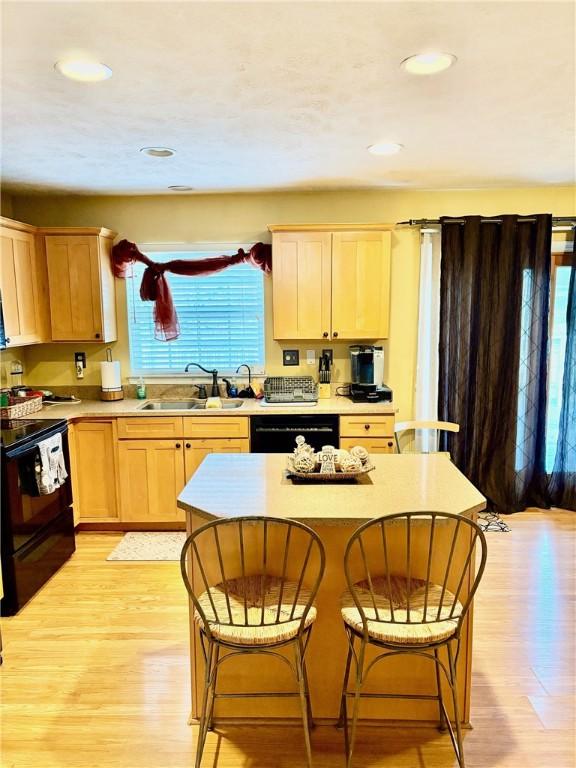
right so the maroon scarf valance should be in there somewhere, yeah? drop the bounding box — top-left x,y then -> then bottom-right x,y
112,239 -> 271,341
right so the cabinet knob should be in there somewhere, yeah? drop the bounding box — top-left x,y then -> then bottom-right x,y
323,331 -> 329,338
95,333 -> 101,339
388,441 -> 393,447
175,443 -> 181,449
364,424 -> 370,431
5,337 -> 10,344
333,331 -> 338,338
185,443 -> 191,449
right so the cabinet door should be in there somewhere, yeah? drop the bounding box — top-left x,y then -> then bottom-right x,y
272,232 -> 332,339
0,227 -> 44,345
340,437 -> 396,453
184,438 -> 249,481
45,235 -> 104,341
331,230 -> 391,339
72,421 -> 119,522
118,440 -> 186,523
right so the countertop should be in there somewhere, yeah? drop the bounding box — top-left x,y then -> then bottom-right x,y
177,453 -> 486,525
29,396 -> 397,421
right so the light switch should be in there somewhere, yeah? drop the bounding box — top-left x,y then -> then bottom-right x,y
306,349 -> 316,365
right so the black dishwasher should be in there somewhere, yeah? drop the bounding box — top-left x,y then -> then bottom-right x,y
250,415 -> 339,453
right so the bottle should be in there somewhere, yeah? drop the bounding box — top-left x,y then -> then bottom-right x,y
10,359 -> 23,388
136,377 -> 147,399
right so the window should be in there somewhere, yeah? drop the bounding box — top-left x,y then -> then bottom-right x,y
126,247 -> 265,375
545,250 -> 573,470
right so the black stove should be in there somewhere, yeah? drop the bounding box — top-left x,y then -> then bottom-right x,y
1,418 -> 67,452
1,416 -> 74,615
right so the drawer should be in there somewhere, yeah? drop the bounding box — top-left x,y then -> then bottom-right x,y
340,436 -> 396,454
340,415 -> 395,437
183,416 -> 250,439
117,417 -> 184,439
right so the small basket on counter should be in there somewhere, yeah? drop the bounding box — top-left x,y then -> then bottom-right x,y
286,435 -> 375,482
0,394 -> 43,420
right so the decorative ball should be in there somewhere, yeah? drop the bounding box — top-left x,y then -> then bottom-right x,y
340,455 -> 363,473
294,454 -> 316,473
350,445 -> 370,464
334,449 -> 349,466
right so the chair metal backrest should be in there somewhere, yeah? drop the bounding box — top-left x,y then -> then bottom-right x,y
394,420 -> 460,455
181,516 -> 325,641
344,511 -> 487,639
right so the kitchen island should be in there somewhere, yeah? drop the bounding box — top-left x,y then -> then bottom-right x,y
178,453 -> 486,725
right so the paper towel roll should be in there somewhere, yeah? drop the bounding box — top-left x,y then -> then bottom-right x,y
100,360 -> 122,391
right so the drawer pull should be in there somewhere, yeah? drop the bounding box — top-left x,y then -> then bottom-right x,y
364,424 -> 370,431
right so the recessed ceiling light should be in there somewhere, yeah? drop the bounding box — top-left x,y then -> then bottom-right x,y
168,185 -> 194,191
140,147 -> 176,158
367,142 -> 404,156
54,58 -> 112,82
401,52 -> 457,75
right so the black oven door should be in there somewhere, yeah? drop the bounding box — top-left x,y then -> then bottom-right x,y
2,426 -> 72,553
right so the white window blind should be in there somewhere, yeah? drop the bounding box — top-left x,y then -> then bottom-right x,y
126,248 -> 265,375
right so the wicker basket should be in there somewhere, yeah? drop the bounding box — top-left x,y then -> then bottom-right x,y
0,394 -> 43,420
286,456 -> 375,482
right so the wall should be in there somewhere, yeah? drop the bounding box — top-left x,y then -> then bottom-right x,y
1,191 -> 14,217
9,185 -> 575,420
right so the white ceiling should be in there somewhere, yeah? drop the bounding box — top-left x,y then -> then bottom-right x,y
1,1 -> 575,195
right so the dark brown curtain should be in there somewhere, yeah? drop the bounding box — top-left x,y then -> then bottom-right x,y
438,214 -> 552,513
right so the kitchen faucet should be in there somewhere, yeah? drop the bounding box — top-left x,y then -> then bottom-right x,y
184,363 -> 219,397
235,363 -> 255,398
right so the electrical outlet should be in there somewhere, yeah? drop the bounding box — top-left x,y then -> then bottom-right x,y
306,349 -> 316,365
283,349 -> 299,366
74,352 -> 86,380
322,348 -> 334,365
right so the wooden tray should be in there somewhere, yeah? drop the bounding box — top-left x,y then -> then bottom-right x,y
286,457 -> 375,482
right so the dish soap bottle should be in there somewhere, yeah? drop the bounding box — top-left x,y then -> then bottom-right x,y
136,377 -> 147,399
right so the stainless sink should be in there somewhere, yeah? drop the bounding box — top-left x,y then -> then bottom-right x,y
137,399 -> 244,411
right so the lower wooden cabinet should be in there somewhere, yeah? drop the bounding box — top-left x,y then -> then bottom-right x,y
339,414 -> 396,454
118,439 -> 186,523
339,436 -> 396,453
117,433 -> 250,523
184,438 -> 249,481
71,420 -> 119,523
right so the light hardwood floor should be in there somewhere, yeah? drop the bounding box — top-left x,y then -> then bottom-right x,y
1,509 -> 574,768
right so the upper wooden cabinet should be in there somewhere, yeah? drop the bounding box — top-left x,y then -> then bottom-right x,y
0,219 -> 50,346
269,224 -> 392,340
43,227 -> 117,342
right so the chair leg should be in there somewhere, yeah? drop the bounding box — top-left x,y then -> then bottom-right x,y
434,647 -> 447,732
337,635 -> 354,731
447,641 -> 466,768
346,639 -> 365,768
195,640 -> 216,768
294,640 -> 314,768
207,644 -> 220,731
301,656 -> 315,731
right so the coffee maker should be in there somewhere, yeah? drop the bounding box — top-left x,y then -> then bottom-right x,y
348,345 -> 393,402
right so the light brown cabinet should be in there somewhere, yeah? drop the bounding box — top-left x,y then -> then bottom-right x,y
43,228 -> 117,342
70,420 -> 119,523
270,225 -> 391,341
117,416 -> 250,524
340,414 -> 396,454
0,219 -> 49,346
118,439 -> 186,523
184,438 -> 249,480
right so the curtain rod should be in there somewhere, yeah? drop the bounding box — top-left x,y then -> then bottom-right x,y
397,216 -> 576,228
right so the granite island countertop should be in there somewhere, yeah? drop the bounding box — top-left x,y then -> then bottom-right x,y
27,396 -> 397,422
177,453 -> 486,525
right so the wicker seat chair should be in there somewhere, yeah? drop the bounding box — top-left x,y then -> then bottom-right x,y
180,516 -> 325,768
338,511 -> 487,768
